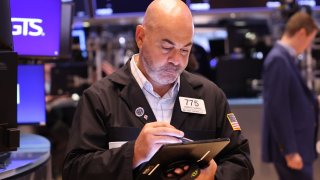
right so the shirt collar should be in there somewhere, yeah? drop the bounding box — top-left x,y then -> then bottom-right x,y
130,54 -> 180,98
277,41 -> 297,57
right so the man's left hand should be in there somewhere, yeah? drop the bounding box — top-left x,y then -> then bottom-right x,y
166,159 -> 217,179
196,159 -> 217,180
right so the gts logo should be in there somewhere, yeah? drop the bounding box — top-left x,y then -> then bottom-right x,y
11,18 -> 45,36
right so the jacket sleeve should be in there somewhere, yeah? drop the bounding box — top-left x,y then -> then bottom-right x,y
214,90 -> 254,180
62,88 -> 135,180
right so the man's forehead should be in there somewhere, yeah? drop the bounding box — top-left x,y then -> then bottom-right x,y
161,39 -> 193,47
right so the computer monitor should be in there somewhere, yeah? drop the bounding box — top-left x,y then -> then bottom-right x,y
266,0 -> 320,8
188,0 -> 268,10
0,0 -> 13,51
221,18 -> 271,58
10,0 -> 61,57
17,65 -> 46,125
72,29 -> 88,59
94,0 -> 186,16
50,62 -> 88,95
94,0 -> 152,16
209,39 -> 227,57
60,2 -> 74,59
0,0 -> 20,153
193,27 -> 228,57
215,59 -> 263,98
297,0 -> 318,7
0,52 -> 20,152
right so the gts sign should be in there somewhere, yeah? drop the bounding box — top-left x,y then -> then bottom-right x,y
11,18 -> 45,36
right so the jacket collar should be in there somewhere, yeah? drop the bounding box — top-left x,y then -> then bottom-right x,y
109,62 -> 156,125
170,72 -> 203,129
275,43 -> 315,102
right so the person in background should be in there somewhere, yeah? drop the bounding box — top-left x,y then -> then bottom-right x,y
63,0 -> 254,179
185,51 -> 199,73
190,43 -> 214,81
262,11 -> 319,180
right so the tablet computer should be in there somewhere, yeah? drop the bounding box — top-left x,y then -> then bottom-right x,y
136,138 -> 230,179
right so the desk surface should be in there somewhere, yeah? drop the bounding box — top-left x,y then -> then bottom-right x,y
0,133 -> 51,179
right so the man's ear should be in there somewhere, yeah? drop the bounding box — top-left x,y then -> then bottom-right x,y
135,25 -> 145,49
296,28 -> 307,38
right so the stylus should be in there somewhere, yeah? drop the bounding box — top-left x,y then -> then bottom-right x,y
176,136 -> 194,143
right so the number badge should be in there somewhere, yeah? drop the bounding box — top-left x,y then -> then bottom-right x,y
178,97 -> 206,114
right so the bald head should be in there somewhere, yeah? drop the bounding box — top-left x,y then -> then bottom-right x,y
143,0 -> 194,32
134,0 -> 194,94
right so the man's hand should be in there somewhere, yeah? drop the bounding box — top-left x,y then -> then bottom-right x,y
133,122 -> 184,168
196,160 -> 217,180
285,153 -> 303,170
166,160 -> 217,179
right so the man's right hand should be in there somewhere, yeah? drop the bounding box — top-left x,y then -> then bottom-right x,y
285,153 -> 303,170
132,122 -> 184,168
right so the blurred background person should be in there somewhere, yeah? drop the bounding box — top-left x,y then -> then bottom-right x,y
262,11 -> 319,180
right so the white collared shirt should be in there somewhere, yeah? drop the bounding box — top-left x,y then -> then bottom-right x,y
130,54 -> 180,123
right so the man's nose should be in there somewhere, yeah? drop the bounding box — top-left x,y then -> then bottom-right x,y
168,49 -> 181,65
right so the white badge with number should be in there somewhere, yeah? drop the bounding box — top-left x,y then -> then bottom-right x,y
179,97 -> 206,114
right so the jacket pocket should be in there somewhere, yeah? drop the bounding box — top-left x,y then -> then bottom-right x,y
107,126 -> 141,142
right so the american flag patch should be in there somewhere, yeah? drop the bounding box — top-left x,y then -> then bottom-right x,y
227,113 -> 241,131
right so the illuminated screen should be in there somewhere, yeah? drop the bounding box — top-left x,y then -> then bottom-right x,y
296,0 -> 319,7
10,0 -> 61,57
95,0 -> 186,16
72,29 -> 88,58
211,0 -> 268,8
266,0 -> 320,8
17,65 -> 46,125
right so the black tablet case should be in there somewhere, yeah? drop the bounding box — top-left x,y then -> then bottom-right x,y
136,138 -> 230,180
